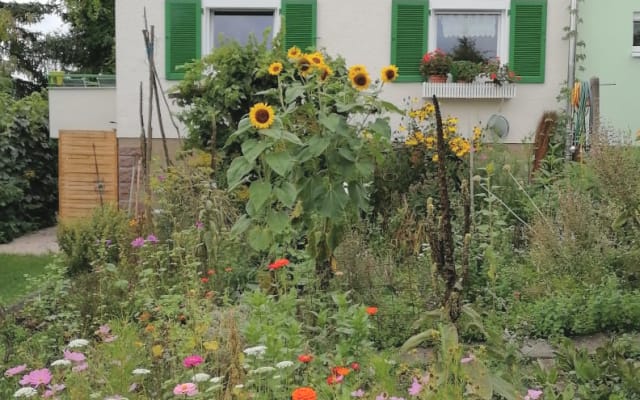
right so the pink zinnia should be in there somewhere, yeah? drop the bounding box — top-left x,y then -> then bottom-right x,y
408,377 -> 423,396
131,237 -> 145,248
19,368 -> 52,387
524,389 -> 543,400
64,350 -> 86,363
182,355 -> 204,368
146,234 -> 159,244
461,354 -> 475,364
173,382 -> 198,396
4,364 -> 27,377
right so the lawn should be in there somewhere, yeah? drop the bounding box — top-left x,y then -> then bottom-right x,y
0,254 -> 53,305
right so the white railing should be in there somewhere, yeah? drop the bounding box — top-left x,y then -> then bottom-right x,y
422,82 -> 516,99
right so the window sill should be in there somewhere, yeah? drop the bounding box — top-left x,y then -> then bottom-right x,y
632,47 -> 640,58
422,82 -> 516,99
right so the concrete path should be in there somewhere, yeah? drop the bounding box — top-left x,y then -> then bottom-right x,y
0,226 -> 59,255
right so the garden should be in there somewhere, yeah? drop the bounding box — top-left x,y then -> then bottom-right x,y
2,38 -> 640,400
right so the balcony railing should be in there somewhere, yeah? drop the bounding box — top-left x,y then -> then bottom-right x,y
48,72 -> 116,88
422,82 -> 516,99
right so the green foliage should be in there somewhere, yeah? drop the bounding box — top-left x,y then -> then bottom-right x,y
0,253 -> 52,304
0,91 -> 57,243
57,205 -> 130,275
173,36 -> 277,151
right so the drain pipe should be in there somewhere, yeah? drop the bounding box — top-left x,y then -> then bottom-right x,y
565,0 -> 579,160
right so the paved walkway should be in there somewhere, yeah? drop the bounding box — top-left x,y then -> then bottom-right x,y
0,226 -> 59,255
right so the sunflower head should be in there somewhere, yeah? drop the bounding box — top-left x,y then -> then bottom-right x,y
348,64 -> 367,79
287,46 -> 302,59
381,65 -> 399,83
318,64 -> 333,82
297,56 -> 314,77
268,62 -> 283,76
309,51 -> 325,66
350,71 -> 371,91
249,103 -> 275,130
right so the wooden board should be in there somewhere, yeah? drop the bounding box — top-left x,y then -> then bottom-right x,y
59,131 -> 118,220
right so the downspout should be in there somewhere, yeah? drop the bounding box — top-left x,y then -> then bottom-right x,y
565,0 -> 578,160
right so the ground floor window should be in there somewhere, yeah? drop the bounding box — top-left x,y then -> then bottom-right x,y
210,10 -> 275,49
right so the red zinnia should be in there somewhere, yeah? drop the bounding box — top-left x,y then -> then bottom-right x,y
200,277 -> 209,283
350,362 -> 360,371
326,374 -> 343,385
268,258 -> 290,270
366,306 -> 378,316
298,354 -> 313,363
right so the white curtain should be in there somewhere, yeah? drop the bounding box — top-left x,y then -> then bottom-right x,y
439,14 -> 497,38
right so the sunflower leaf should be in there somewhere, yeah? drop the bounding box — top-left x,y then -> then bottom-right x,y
368,118 -> 392,139
225,118 -> 252,146
247,226 -> 272,251
266,211 -> 290,234
248,180 -> 272,212
265,151 -> 295,177
226,157 -> 253,190
280,131 -> 303,146
274,182 -> 298,207
230,215 -> 252,237
285,83 -> 305,103
241,139 -> 270,163
259,129 -> 282,140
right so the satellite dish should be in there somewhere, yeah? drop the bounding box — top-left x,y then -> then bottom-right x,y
486,114 -> 509,139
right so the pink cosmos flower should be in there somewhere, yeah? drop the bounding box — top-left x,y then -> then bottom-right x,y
195,220 -> 204,229
19,368 -> 52,387
146,234 -> 159,244
408,377 -> 423,396
131,237 -> 145,248
376,394 -> 388,400
63,350 -> 86,363
173,382 -> 198,396
524,389 -> 543,400
182,355 -> 204,368
4,364 -> 27,377
72,362 -> 88,372
43,383 -> 65,398
351,389 -> 365,397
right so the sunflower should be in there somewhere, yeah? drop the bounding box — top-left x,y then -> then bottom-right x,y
297,55 -> 314,77
348,64 -> 367,79
318,64 -> 333,81
308,51 -> 325,66
249,103 -> 275,130
287,46 -> 302,60
268,62 -> 283,76
380,65 -> 399,82
350,71 -> 371,91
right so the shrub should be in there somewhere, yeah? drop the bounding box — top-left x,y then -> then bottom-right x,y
0,91 -> 57,243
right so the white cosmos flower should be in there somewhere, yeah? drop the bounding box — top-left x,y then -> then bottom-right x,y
242,345 -> 267,356
13,387 -> 38,398
234,384 -> 244,389
191,373 -> 211,382
209,376 -> 223,384
131,368 -> 151,375
68,339 -> 90,348
51,359 -> 72,367
275,360 -> 294,369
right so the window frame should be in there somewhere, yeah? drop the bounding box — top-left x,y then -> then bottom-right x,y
633,12 -> 640,57
201,0 -> 280,55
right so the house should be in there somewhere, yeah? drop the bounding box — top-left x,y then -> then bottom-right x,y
49,0 -> 568,217
578,0 -> 640,137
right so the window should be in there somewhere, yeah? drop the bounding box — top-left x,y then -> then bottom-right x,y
433,12 -> 502,60
390,0 -> 547,83
633,12 -> 640,57
165,0 -> 316,80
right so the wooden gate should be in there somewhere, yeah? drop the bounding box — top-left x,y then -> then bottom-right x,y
58,131 -> 118,219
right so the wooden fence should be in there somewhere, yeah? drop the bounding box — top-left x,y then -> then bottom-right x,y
58,131 -> 118,220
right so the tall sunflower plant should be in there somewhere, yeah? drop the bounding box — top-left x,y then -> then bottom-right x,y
224,47 -> 401,273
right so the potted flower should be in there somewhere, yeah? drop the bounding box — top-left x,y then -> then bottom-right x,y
482,58 -> 520,85
420,49 -> 452,83
451,60 -> 481,83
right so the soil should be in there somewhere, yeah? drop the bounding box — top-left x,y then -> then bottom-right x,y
0,226 -> 59,255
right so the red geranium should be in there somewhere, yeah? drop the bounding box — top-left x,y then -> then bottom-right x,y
268,258 -> 290,270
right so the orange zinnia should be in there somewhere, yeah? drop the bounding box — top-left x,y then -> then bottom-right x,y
366,306 -> 378,316
298,354 -> 313,363
292,387 -> 317,400
268,258 -> 290,270
332,366 -> 350,376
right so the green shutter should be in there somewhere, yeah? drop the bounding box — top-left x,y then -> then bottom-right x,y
391,0 -> 428,83
510,0 -> 547,83
281,0 -> 317,51
165,0 -> 201,80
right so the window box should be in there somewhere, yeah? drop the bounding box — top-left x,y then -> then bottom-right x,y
422,82 -> 516,99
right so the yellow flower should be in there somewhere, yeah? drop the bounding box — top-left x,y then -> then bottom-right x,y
424,136 -> 436,150
308,51 -> 325,66
405,135 -> 419,146
380,65 -> 399,83
287,46 -> 302,59
424,103 -> 435,115
129,218 -> 138,227
350,70 -> 371,91
268,62 -> 283,76
348,64 -> 367,79
432,154 -> 439,162
249,103 -> 275,129
318,64 -> 333,81
297,55 -> 314,77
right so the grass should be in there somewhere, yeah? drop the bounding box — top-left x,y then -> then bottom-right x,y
0,254 -> 53,305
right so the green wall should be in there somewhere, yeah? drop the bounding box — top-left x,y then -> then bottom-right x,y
579,0 -> 640,136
